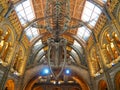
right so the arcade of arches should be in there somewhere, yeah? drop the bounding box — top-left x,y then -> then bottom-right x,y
0,0 -> 120,90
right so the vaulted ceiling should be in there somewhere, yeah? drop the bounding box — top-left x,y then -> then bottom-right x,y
13,0 -> 107,69
10,0 -> 109,88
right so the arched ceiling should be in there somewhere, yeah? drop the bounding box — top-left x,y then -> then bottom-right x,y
8,0 -> 109,87
12,0 -> 107,78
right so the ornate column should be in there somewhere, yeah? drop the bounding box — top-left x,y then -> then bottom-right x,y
17,55 -> 28,90
0,42 -> 17,90
96,42 -> 114,90
85,48 -> 95,90
91,29 -> 114,90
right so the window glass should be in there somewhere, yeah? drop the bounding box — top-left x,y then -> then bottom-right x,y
78,1 -> 101,41
15,0 -> 39,41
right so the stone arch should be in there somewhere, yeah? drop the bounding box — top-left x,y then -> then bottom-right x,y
30,32 -> 86,54
5,79 -> 15,90
23,65 -> 90,90
25,76 -> 39,90
25,74 -> 89,90
99,24 -> 113,48
98,80 -> 108,90
33,43 -> 83,65
115,71 -> 120,90
98,24 -> 120,67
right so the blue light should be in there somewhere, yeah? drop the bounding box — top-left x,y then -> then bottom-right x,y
66,70 -> 70,74
65,68 -> 71,75
40,67 -> 51,76
44,68 -> 49,74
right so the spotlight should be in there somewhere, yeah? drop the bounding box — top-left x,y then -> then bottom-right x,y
44,68 -> 49,74
65,68 -> 71,75
58,81 -> 61,84
53,81 -> 56,84
40,67 -> 51,76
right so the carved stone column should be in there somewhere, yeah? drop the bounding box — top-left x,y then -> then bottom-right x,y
96,43 -> 114,90
0,43 -> 17,90
85,49 -> 95,90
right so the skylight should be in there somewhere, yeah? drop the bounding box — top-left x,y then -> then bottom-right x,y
15,0 -> 35,25
25,27 -> 39,41
81,1 -> 102,27
15,0 -> 103,42
77,26 -> 91,41
15,0 -> 39,41
77,1 -> 102,41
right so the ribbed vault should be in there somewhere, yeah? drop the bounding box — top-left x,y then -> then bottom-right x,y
9,0 -> 108,89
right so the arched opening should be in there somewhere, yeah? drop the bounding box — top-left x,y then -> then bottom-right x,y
5,79 -> 15,90
25,73 -> 89,90
25,76 -> 39,90
115,72 -> 120,90
98,80 -> 108,90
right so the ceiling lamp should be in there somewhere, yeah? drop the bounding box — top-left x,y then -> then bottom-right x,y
64,68 -> 71,75
40,67 -> 51,76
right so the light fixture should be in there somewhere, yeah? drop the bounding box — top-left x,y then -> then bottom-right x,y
44,68 -> 49,74
58,81 -> 61,84
40,67 -> 51,76
65,68 -> 71,75
53,81 -> 56,84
